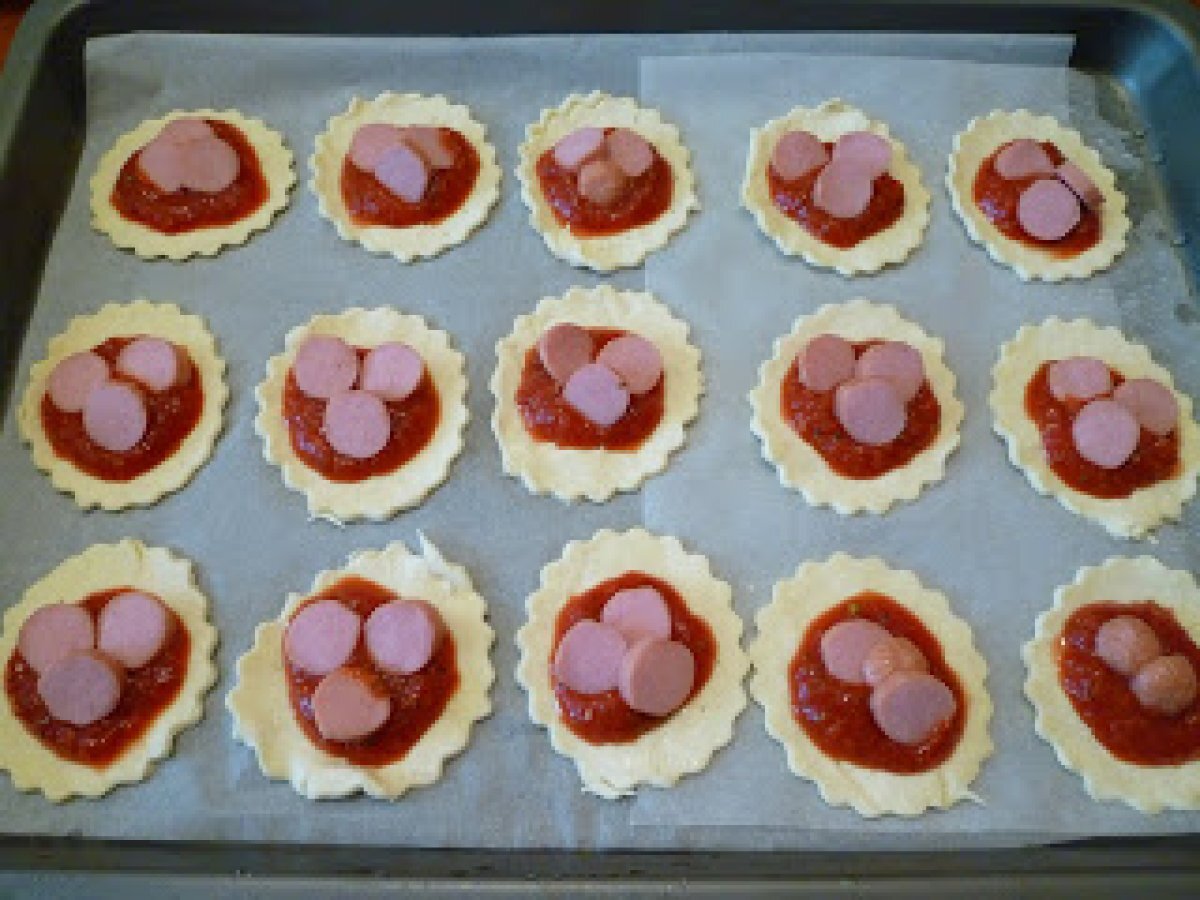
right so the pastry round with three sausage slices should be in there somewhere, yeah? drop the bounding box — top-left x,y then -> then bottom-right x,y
0,540 -> 217,801
749,553 -> 992,817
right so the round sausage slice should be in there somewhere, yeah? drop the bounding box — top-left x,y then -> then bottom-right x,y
862,636 -> 928,687
552,620 -> 628,695
364,600 -> 444,675
97,591 -> 173,669
37,650 -> 123,727
17,604 -> 96,675
835,378 -> 907,446
312,667 -> 392,742
322,390 -> 392,460
552,127 -> 605,171
399,126 -> 455,170
360,342 -> 424,402
116,337 -> 189,392
1113,379 -> 1178,436
770,130 -> 828,181
563,363 -> 630,427
1046,356 -> 1112,403
374,143 -> 429,203
293,335 -> 359,400
179,137 -> 240,193
47,351 -> 109,414
618,638 -> 695,717
1132,655 -> 1198,717
82,383 -> 147,453
820,618 -> 890,685
348,123 -> 405,171
606,128 -> 654,178
137,139 -> 187,193
1094,615 -> 1162,677
870,670 -> 957,745
537,323 -> 594,385
1056,161 -> 1104,211
831,131 -> 892,179
812,159 -> 873,219
993,138 -> 1055,179
596,334 -> 663,395
854,341 -> 925,403
1071,399 -> 1140,469
577,159 -> 627,206
1017,178 -> 1081,241
797,334 -> 855,392
601,586 -> 672,643
284,600 -> 362,677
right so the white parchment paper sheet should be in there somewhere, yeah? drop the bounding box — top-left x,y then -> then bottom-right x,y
0,30 -> 1195,850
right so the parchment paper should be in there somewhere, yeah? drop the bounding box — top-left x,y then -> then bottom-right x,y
0,30 -> 1196,851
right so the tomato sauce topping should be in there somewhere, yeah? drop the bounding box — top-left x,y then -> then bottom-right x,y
40,336 -> 204,482
551,572 -> 715,745
516,327 -> 664,451
5,588 -> 189,768
341,128 -> 480,229
285,576 -> 458,766
780,341 -> 940,479
1059,602 -> 1200,765
790,592 -> 966,774
1025,361 -> 1178,499
973,141 -> 1101,257
283,347 -> 440,483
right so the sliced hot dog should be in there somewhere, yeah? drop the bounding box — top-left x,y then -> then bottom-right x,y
82,383 -> 148,453
364,600 -> 444,675
552,619 -> 627,695
1113,379 -> 1178,436
1132,655 -> 1197,717
769,130 -> 828,182
606,128 -> 655,178
600,586 -> 672,643
834,378 -> 907,446
348,123 -> 406,171
374,143 -> 429,203
178,138 -> 240,193
322,390 -> 392,459
1046,357 -> 1112,403
97,591 -> 173,669
399,126 -> 455,170
862,636 -> 928,688
869,670 -> 957,745
537,323 -> 594,385
1017,179 -> 1081,241
139,120 -> 239,194
116,337 -> 190,392
796,334 -> 855,392
17,604 -> 96,675
37,650 -> 123,727
312,667 -> 391,742
360,342 -> 424,402
854,341 -> 925,403
552,127 -> 605,171
819,618 -> 889,685
1056,161 -> 1104,211
812,159 -> 873,219
831,131 -> 891,179
1071,399 -> 1140,469
993,139 -> 1055,179
617,638 -> 695,717
563,363 -> 630,427
578,159 -> 627,206
47,351 -> 109,414
596,334 -> 663,395
292,335 -> 359,400
284,600 -> 361,677
1094,615 -> 1162,677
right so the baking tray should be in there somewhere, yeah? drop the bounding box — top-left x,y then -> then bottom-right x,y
1,0 -> 1199,894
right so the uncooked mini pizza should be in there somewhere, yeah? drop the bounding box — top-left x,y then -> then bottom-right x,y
516,92 -> 699,271
750,554 -> 992,817
748,299 -> 963,514
18,301 -> 228,510
255,307 -> 468,524
309,93 -> 501,263
0,540 -> 217,802
90,109 -> 294,260
1025,556 -> 1200,812
227,538 -> 493,800
516,529 -> 748,799
491,284 -> 702,503
991,318 -> 1200,538
947,110 -> 1129,281
741,99 -> 930,276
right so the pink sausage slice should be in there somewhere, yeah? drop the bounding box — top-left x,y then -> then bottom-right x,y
399,126 -> 455,169
373,143 -> 429,203
552,620 -> 628,695
17,605 -> 95,675
1017,178 -> 1081,241
82,383 -> 147,453
862,636 -> 928,688
312,667 -> 391,742
578,159 -> 627,206
1047,357 -> 1112,403
596,334 -> 663,395
537,323 -> 594,385
831,131 -> 892,179
854,341 -> 925,403
137,139 -> 187,193
1094,615 -> 1162,677
364,600 -> 444,675
322,390 -> 392,459
770,130 -> 828,181
552,127 -> 605,171
993,139 -> 1055,179
606,128 -> 654,178
618,638 -> 695,717
1072,399 -> 1140,469
37,651 -> 123,727
284,600 -> 362,676
1113,379 -> 1179,436
796,334 -> 855,392
1132,655 -> 1198,716
870,671 -> 957,745
820,618 -> 890,685
293,335 -> 359,400
115,337 -> 189,392
47,351 -> 109,414
97,591 -> 173,669
179,137 -> 240,193
601,587 -> 672,643
348,123 -> 406,171
1056,161 -> 1104,211
360,342 -> 424,402
563,363 -> 630,427
835,378 -> 907,446
812,159 -> 874,219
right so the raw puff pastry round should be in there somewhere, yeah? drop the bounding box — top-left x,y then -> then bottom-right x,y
515,529 -> 748,799
748,299 -> 963,514
516,92 -> 699,272
226,537 -> 494,800
0,540 -> 217,802
1024,556 -> 1200,813
491,284 -> 702,503
309,93 -> 501,263
741,99 -> 930,276
18,300 -> 229,511
990,318 -> 1200,539
90,108 -> 295,260
255,307 -> 468,524
946,109 -> 1129,281
750,553 -> 992,817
